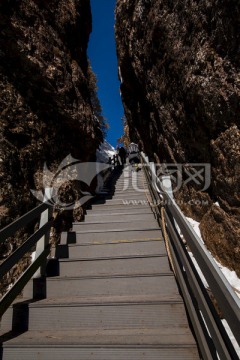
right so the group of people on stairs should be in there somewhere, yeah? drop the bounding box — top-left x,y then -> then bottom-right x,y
116,142 -> 141,171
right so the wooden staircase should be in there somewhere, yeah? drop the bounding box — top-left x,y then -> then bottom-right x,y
0,166 -> 200,359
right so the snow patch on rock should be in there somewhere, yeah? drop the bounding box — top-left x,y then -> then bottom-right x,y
96,140 -> 116,163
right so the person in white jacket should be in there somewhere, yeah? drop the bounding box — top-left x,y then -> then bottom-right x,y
128,142 -> 140,170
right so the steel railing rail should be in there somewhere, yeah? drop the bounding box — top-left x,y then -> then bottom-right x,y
0,248 -> 50,318
164,211 -> 237,360
141,152 -> 240,360
0,203 -> 48,244
0,221 -> 53,279
0,202 -> 52,318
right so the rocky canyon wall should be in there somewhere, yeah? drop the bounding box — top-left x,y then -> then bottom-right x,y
115,0 -> 240,275
0,0 -> 103,291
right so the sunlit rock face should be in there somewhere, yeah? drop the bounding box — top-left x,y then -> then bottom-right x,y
115,0 -> 240,274
0,0 -> 103,291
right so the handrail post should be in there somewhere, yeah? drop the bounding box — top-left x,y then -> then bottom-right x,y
160,174 -> 182,248
161,175 -> 173,199
149,162 -> 159,193
33,188 -> 52,279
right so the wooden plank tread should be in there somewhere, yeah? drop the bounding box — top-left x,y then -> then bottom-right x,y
2,328 -> 197,346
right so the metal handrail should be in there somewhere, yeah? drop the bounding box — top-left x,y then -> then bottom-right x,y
0,248 -> 49,318
0,203 -> 52,318
0,202 -> 48,244
0,221 -> 52,278
141,152 -> 240,359
0,161 -> 117,318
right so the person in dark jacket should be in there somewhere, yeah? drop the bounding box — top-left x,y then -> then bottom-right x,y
118,146 -> 127,166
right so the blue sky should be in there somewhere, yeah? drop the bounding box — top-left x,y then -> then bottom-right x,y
88,0 -> 124,148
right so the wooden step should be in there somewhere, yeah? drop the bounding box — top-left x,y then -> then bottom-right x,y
68,240 -> 166,259
2,335 -> 199,360
1,294 -> 186,333
109,189 -> 148,193
114,180 -> 147,185
83,213 -> 155,223
74,229 -> 162,243
23,274 -> 178,299
7,301 -> 190,331
93,199 -> 149,206
87,207 -> 153,215
72,221 -> 158,232
112,192 -> 150,198
106,194 -> 150,200
1,327 -> 197,345
114,183 -> 147,188
90,201 -> 150,207
59,256 -> 171,277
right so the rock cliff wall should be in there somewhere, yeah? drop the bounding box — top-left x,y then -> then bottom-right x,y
0,0 -> 103,292
115,0 -> 240,275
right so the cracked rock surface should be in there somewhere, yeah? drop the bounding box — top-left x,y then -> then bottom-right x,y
0,0 -> 102,293
115,0 -> 240,275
